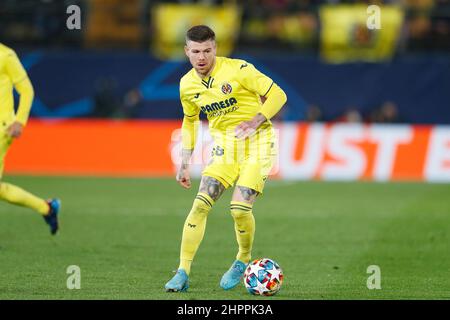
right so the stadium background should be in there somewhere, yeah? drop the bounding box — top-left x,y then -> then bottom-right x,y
1,0 -> 450,300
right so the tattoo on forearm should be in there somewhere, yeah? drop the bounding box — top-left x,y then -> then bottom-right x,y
200,176 -> 225,201
238,186 -> 258,202
181,149 -> 193,169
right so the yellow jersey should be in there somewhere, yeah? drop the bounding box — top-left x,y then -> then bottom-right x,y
180,56 -> 275,134
0,43 -> 31,126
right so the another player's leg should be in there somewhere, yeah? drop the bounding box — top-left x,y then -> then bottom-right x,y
220,185 -> 257,290
0,142 -> 60,235
44,198 -> 61,235
165,176 -> 226,292
0,181 -> 61,235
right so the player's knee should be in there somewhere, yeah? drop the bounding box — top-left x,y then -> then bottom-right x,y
190,193 -> 214,217
230,202 -> 253,220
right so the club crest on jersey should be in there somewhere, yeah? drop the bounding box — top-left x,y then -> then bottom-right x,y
221,82 -> 232,94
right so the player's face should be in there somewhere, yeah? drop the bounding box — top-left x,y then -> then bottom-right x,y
185,40 -> 216,77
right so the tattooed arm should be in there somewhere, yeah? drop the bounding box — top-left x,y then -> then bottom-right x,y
177,112 -> 200,189
176,149 -> 193,189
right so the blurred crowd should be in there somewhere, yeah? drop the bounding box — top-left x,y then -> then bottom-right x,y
270,100 -> 401,123
0,0 -> 84,47
0,0 -> 449,52
238,0 -> 450,52
1,0 -> 447,124
303,101 -> 401,123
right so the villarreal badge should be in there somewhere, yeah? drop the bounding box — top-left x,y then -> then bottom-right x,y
221,82 -> 232,94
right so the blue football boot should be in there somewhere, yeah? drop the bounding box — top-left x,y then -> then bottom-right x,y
43,198 -> 60,235
220,260 -> 246,290
165,269 -> 189,292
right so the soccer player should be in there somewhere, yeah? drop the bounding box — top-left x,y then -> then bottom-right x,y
165,25 -> 287,292
0,43 -> 60,234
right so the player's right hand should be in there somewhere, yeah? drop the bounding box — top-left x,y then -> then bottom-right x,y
176,167 -> 191,189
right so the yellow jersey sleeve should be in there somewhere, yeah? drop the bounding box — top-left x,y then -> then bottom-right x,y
234,59 -> 286,120
5,50 -> 28,84
180,82 -> 199,150
3,47 -> 34,125
14,77 -> 34,125
181,116 -> 199,150
259,83 -> 287,120
180,85 -> 199,118
236,61 -> 274,97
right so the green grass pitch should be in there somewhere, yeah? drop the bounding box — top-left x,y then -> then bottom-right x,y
0,175 -> 449,299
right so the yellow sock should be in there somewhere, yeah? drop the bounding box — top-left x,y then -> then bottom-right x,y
230,201 -> 255,264
0,182 -> 49,215
179,193 -> 214,275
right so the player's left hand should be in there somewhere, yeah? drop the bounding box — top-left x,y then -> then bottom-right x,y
235,113 -> 267,139
235,121 -> 256,139
7,121 -> 23,138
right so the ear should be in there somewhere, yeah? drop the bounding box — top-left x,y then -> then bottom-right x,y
184,45 -> 189,58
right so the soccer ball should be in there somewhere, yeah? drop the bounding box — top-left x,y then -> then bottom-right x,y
243,258 -> 283,296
